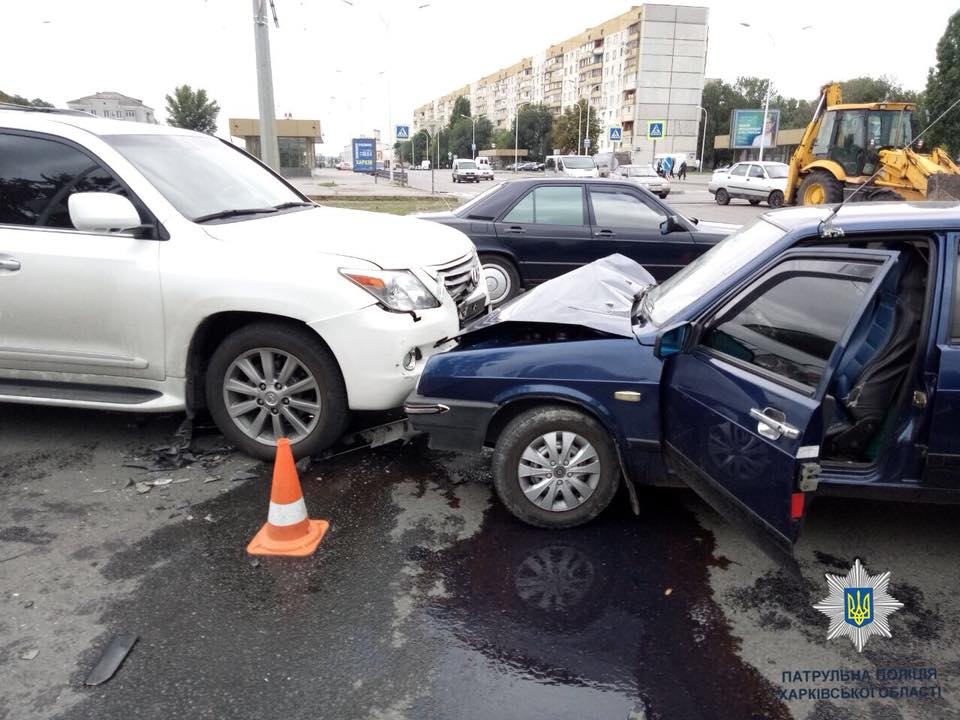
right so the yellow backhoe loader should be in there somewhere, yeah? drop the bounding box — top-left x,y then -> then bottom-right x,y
785,82 -> 960,205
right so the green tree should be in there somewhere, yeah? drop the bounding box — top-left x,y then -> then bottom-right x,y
511,104 -> 554,161
924,10 -> 960,153
449,96 -> 471,128
164,84 -> 220,134
551,99 -> 599,154
0,90 -> 53,107
394,130 -> 431,165
492,128 -> 514,150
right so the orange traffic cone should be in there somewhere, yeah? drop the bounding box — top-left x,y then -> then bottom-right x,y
247,438 -> 329,557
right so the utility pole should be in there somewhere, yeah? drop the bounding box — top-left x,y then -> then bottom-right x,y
252,0 -> 279,170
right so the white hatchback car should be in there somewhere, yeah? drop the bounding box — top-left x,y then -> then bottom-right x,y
615,164 -> 672,198
707,161 -> 789,208
0,106 -> 488,459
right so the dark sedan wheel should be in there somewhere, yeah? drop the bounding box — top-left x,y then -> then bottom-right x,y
715,188 -> 730,205
492,407 -> 621,529
479,254 -> 520,305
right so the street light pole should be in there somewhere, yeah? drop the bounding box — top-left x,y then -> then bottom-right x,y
252,0 -> 279,170
698,105 -> 708,170
576,103 -> 583,155
514,101 -> 531,173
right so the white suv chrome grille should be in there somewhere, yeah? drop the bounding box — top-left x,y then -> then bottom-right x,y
433,253 -> 480,306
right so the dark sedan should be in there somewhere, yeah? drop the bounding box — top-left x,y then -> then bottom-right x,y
418,178 -> 737,304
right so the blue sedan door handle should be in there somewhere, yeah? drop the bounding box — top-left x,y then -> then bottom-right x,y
750,407 -> 801,441
504,226 -> 526,234
594,229 -> 616,237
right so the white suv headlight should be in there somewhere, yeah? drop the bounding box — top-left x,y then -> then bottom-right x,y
340,269 -> 440,312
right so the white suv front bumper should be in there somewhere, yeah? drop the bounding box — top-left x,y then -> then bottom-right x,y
309,302 -> 460,411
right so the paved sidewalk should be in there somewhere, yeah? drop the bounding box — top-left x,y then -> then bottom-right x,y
293,168 -> 429,199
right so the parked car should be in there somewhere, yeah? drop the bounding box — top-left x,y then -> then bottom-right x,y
475,156 -> 495,180
452,158 -> 480,183
707,161 -> 788,207
406,202 -> 960,560
616,164 -> 671,198
417,178 -> 737,305
336,160 -> 351,170
0,106 -> 488,459
593,151 -> 632,178
545,155 -> 599,178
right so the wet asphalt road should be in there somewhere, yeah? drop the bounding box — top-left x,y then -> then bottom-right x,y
2,404 -> 960,720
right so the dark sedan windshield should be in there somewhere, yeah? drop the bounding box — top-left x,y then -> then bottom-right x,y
645,218 -> 786,325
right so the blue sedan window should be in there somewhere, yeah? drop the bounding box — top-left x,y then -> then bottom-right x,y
702,260 -> 877,389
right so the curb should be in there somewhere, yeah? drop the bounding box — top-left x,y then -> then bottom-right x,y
307,194 -> 449,202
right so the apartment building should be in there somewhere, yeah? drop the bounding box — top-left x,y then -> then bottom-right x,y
66,91 -> 157,123
413,4 -> 708,162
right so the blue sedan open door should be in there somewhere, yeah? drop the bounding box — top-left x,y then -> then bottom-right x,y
661,248 -> 904,561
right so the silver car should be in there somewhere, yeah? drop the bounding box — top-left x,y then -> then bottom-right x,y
616,164 -> 671,198
707,161 -> 788,207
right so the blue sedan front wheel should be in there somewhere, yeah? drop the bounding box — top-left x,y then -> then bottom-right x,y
492,407 -> 621,529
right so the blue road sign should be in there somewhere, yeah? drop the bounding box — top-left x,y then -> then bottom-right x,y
647,121 -> 665,139
609,126 -> 623,141
584,137 -> 591,149
352,138 -> 376,173
471,143 -> 476,151
395,125 -> 410,140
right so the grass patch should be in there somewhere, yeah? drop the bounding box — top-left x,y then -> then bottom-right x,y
319,197 -> 460,215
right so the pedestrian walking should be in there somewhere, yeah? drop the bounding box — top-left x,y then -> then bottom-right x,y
678,160 -> 687,181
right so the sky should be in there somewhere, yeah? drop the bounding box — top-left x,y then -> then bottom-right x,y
5,0 -> 957,154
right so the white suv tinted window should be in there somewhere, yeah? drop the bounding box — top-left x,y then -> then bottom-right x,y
0,133 -> 124,228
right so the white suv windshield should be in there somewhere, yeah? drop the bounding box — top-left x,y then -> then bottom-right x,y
645,218 -> 786,325
561,156 -> 595,169
105,134 -> 303,221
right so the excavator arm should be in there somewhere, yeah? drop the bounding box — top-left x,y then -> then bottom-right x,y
785,83 -> 843,204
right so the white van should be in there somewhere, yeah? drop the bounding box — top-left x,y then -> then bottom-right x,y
544,155 -> 599,178
475,156 -> 494,180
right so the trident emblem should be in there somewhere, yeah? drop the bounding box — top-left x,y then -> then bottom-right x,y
844,588 -> 873,627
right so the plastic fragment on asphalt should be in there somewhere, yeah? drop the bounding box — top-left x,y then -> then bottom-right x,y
203,514 -> 215,523
135,482 -> 152,495
151,478 -> 173,487
83,634 -> 138,686
19,648 -> 39,661
203,476 -> 222,484
230,469 -> 261,482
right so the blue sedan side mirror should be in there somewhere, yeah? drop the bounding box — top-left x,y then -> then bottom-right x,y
654,322 -> 691,359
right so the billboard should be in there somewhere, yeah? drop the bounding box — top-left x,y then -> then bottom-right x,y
730,109 -> 780,149
352,138 -> 376,173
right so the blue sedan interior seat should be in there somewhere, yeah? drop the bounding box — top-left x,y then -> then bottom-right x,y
825,246 -> 925,459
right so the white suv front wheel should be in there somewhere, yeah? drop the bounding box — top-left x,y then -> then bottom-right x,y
205,323 -> 349,460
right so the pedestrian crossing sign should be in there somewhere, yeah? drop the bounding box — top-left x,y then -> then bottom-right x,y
647,121 -> 665,139
609,126 -> 623,142
396,125 -> 410,140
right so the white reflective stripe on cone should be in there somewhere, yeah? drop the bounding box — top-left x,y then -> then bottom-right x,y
267,498 -> 308,526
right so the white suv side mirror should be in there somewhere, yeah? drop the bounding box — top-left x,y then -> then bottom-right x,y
68,192 -> 141,234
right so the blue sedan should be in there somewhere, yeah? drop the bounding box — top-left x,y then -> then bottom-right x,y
405,202 -> 960,558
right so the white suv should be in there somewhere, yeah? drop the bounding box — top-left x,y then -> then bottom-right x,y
0,107 -> 488,458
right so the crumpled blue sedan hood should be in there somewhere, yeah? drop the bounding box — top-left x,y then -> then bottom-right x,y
463,254 -> 655,338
